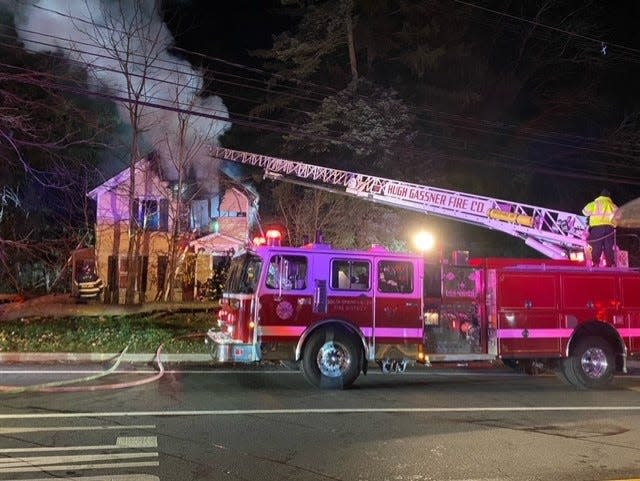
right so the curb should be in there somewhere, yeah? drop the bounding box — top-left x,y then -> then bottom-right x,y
0,352 -> 213,363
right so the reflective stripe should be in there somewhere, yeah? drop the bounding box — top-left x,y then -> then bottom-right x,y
258,326 -> 306,336
258,326 -> 422,338
497,328 -> 574,339
617,328 -> 640,337
582,196 -> 617,227
362,327 -> 423,338
499,327 -> 640,340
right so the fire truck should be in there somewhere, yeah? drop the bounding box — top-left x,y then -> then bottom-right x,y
205,147 -> 638,390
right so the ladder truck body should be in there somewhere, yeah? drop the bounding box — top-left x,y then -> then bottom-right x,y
205,147 -> 639,391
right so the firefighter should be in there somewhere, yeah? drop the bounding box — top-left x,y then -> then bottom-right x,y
582,189 -> 618,267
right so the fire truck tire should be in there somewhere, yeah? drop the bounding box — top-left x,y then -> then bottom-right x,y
555,363 -> 577,386
562,336 -> 615,390
301,328 -> 361,389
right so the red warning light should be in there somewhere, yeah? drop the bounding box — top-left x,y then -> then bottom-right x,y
265,229 -> 282,246
253,236 -> 266,246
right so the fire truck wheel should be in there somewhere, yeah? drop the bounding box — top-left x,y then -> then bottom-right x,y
563,336 -> 614,390
301,328 -> 361,389
555,363 -> 577,386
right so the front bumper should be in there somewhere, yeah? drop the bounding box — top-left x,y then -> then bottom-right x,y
205,329 -> 259,363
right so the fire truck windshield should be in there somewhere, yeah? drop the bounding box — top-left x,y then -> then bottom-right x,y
225,253 -> 262,294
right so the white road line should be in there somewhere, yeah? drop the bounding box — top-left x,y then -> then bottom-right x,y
2,476 -> 159,481
0,461 -> 159,473
0,452 -> 158,467
116,436 -> 157,448
0,425 -> 155,434
0,436 -> 157,453
1,406 -> 640,419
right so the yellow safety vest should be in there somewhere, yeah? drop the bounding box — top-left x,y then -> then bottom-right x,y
582,196 -> 618,227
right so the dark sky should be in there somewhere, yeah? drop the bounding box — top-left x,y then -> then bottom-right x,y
163,0 -> 291,64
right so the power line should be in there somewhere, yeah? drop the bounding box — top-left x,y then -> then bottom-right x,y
3,5 -> 640,185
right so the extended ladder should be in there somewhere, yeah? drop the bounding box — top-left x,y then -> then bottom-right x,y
210,146 -> 588,259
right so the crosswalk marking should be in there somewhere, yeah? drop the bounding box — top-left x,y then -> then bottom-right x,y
0,424 -> 155,434
0,428 -> 159,477
2,476 -> 159,481
0,452 -> 158,468
0,461 -> 160,473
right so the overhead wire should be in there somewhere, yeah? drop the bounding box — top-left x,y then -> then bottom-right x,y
4,3 -> 640,184
6,17 -> 633,156
5,27 -> 638,175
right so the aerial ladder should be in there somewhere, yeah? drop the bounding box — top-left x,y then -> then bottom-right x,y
210,146 -> 588,260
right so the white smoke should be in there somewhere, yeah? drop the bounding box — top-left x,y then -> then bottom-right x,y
11,0 -> 230,192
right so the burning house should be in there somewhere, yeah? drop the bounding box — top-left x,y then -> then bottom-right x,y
87,154 -> 254,303
10,0 -> 253,302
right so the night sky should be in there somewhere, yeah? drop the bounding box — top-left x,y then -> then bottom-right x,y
157,1 -> 640,259
4,0 -> 640,263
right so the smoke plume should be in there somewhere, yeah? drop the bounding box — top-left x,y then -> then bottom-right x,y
11,0 -> 229,193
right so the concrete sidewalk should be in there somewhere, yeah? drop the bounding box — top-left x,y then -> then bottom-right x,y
0,352 -> 213,363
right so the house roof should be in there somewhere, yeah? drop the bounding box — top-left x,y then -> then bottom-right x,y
87,152 -> 259,201
190,233 -> 246,254
87,158 -> 151,200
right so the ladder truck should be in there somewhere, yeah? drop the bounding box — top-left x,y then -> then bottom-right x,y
206,146 -> 639,390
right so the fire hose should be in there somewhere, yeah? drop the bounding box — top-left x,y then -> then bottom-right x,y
0,343 -> 165,394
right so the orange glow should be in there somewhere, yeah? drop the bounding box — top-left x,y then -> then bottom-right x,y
265,229 -> 282,246
266,229 -> 281,239
253,236 -> 266,246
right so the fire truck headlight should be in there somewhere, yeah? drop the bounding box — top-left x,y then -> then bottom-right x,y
226,325 -> 234,335
249,321 -> 255,329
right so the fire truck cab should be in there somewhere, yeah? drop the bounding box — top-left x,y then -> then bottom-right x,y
207,242 -> 425,389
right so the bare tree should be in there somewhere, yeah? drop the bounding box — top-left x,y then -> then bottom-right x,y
72,0 -> 175,304
157,84 -> 219,301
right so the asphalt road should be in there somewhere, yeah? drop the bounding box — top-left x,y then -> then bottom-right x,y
1,364 -> 640,481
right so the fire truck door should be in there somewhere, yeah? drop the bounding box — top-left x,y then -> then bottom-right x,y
258,254 -> 313,344
373,259 -> 422,347
497,273 -> 561,356
622,277 -> 640,352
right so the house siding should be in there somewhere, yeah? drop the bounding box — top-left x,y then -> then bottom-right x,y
89,158 -> 252,303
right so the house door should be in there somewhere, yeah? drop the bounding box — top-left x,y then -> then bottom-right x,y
106,256 -> 118,304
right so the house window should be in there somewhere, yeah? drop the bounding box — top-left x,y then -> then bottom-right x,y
119,257 -> 129,288
134,198 -> 168,231
118,256 -> 149,292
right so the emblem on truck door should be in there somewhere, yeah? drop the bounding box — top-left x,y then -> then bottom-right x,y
276,300 -> 294,320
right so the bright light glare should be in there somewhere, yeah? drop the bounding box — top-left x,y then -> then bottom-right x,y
414,231 -> 435,252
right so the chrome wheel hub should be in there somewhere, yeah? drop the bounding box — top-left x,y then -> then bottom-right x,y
580,347 -> 608,379
317,341 -> 351,378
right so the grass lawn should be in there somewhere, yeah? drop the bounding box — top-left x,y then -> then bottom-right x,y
0,311 -> 217,354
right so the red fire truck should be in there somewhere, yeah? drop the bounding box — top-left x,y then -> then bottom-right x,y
205,147 -> 638,389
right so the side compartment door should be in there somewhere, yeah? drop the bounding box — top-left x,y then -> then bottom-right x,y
561,273 -> 619,326
497,273 -> 561,356
620,276 -> 640,352
374,258 -> 422,347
